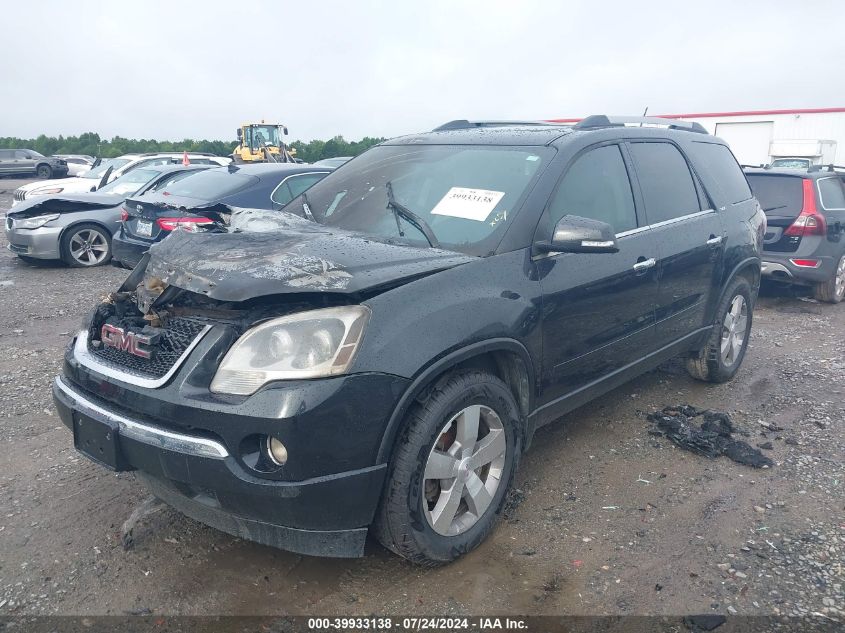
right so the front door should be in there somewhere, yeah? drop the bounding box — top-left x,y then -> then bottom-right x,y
627,141 -> 725,343
536,143 -> 659,407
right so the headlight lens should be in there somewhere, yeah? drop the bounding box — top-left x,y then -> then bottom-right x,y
210,305 -> 371,395
15,213 -> 60,229
32,187 -> 64,195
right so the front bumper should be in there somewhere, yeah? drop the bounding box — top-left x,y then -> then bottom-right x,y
53,375 -> 392,557
4,224 -> 62,259
56,326 -> 409,557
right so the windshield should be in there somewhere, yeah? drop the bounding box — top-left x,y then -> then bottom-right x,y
249,125 -> 281,147
158,169 -> 257,201
82,158 -> 131,179
97,168 -> 160,195
286,145 -> 551,256
770,158 -> 811,169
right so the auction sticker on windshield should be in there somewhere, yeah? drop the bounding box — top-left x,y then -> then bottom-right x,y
431,187 -> 505,222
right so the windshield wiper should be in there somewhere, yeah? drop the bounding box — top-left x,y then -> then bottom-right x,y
385,181 -> 440,248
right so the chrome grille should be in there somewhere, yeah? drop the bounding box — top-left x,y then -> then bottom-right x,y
88,318 -> 207,380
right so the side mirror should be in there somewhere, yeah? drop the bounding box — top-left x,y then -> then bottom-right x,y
534,215 -> 619,255
236,128 -> 243,140
282,126 -> 289,135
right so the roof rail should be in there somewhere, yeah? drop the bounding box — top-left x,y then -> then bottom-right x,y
740,164 -> 767,169
808,164 -> 845,172
573,115 -> 708,134
432,119 -> 559,132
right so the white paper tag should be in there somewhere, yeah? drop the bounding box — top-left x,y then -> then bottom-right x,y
430,187 -> 505,222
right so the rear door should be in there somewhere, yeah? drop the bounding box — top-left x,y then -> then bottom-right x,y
536,142 -> 659,405
628,141 -> 725,343
0,150 -> 12,174
14,150 -> 36,175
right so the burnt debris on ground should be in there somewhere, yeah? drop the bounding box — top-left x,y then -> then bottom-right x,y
648,405 -> 774,469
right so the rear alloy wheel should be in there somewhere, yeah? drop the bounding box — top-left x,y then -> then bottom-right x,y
813,254 -> 845,304
36,164 -> 53,179
686,277 -> 753,383
374,370 -> 520,565
61,224 -> 112,267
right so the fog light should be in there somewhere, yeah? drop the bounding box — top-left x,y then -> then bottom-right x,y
266,436 -> 288,465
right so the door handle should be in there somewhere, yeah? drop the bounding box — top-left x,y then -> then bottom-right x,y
706,235 -> 723,246
632,257 -> 656,272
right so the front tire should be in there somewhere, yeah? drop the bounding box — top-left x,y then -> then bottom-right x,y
60,224 -> 112,267
374,370 -> 521,566
36,164 -> 53,179
686,277 -> 753,383
813,254 -> 845,304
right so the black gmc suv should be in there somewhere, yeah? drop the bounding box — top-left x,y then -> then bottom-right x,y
53,116 -> 765,564
745,165 -> 845,303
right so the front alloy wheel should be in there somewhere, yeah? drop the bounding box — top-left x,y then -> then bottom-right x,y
374,370 -> 520,565
61,224 -> 112,267
423,405 -> 507,536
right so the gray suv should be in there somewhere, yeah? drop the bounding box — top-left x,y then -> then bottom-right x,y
0,149 -> 68,179
745,165 -> 845,303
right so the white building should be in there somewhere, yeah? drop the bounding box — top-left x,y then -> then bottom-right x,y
551,107 -> 845,167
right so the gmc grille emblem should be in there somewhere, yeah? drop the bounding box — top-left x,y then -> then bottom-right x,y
101,324 -> 154,359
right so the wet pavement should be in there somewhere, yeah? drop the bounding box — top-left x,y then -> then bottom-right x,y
0,178 -> 842,618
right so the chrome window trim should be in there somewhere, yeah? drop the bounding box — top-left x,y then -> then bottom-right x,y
269,171 -> 329,205
614,209 -> 715,239
73,325 -> 212,389
55,376 -> 228,459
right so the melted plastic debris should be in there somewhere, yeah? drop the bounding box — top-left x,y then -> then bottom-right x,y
648,405 -> 774,469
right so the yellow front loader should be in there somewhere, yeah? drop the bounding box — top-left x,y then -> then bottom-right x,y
232,121 -> 297,163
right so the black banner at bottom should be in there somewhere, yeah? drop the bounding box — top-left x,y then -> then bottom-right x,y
0,616 -> 842,633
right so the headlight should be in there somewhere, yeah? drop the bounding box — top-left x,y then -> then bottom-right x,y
14,213 -> 60,229
32,187 -> 64,195
210,305 -> 371,395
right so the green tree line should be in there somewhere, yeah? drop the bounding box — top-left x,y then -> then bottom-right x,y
0,133 -> 386,163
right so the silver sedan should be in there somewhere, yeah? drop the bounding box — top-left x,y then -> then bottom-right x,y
5,165 -> 208,267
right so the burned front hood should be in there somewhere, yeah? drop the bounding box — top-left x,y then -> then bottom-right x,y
9,192 -> 126,218
143,212 -> 475,300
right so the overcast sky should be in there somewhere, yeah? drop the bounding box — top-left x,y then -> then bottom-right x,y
2,0 -> 844,144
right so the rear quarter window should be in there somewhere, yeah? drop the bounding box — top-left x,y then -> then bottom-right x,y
817,177 -> 845,211
688,142 -> 752,204
745,174 -> 803,216
160,170 -> 258,201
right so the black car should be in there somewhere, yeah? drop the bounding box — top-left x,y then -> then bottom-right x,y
53,116 -> 764,564
111,163 -> 332,268
0,149 -> 68,179
744,166 -> 845,303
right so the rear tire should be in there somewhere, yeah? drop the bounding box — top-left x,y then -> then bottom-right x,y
373,370 -> 521,566
36,164 -> 53,179
812,254 -> 845,304
686,277 -> 753,383
60,224 -> 112,267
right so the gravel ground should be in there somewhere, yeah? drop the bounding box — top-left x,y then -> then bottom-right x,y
0,177 -> 842,619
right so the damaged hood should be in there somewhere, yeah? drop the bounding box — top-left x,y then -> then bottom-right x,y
9,192 -> 125,217
142,209 -> 476,300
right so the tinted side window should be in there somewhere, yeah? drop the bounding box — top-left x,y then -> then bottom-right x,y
630,142 -> 700,224
271,182 -> 293,205
14,150 -> 30,159
271,173 -> 327,205
817,177 -> 845,211
746,174 -> 803,215
688,141 -> 752,204
0,150 -> 13,159
548,145 -> 637,234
